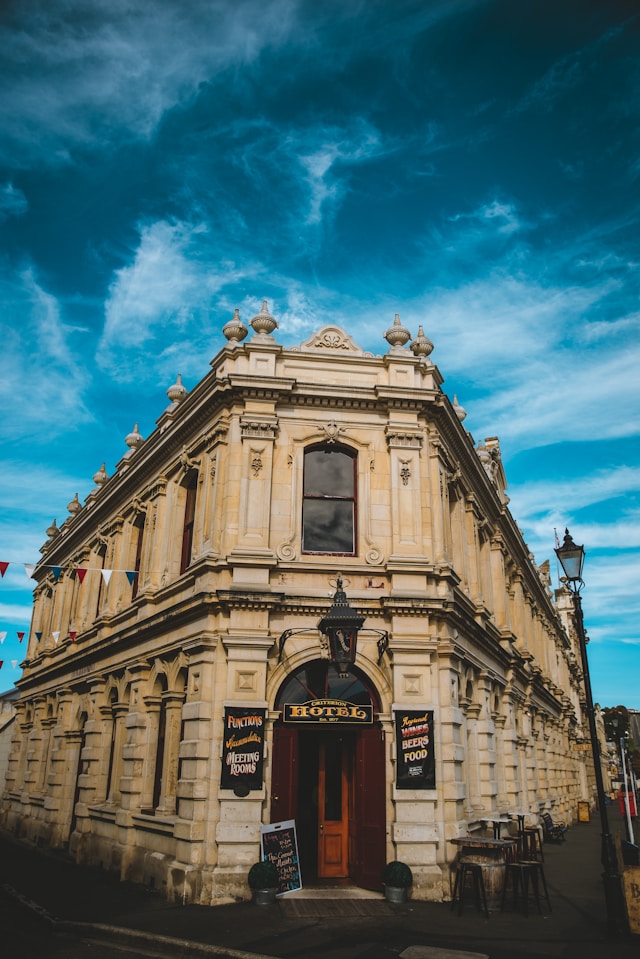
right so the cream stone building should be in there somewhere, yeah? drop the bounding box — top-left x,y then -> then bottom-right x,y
1,305 -> 594,903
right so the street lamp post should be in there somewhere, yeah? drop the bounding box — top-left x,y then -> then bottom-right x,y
555,529 -> 628,937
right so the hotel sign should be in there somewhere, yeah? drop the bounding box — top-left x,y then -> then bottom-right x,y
283,698 -> 373,724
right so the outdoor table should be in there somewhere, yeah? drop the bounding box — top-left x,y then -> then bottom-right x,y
451,836 -> 517,908
508,810 -> 532,833
481,816 -> 512,839
509,810 -> 538,857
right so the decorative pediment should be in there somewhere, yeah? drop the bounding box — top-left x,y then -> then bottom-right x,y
298,325 -> 364,354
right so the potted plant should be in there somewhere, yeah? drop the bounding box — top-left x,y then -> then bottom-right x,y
381,860 -> 413,903
247,859 -> 280,905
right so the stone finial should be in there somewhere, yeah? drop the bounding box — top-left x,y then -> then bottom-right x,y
167,373 -> 188,405
384,313 -> 411,349
67,492 -> 81,515
125,423 -> 144,450
93,462 -> 109,486
223,307 -> 248,343
250,299 -> 278,336
410,324 -> 434,358
452,395 -> 467,422
45,518 -> 59,539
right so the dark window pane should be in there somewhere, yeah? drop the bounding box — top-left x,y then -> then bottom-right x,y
324,738 -> 343,821
302,500 -> 354,553
304,449 -> 354,497
275,663 -> 375,709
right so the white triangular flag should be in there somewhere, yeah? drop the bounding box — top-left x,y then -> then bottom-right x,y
24,563 -> 36,579
101,569 -> 113,586
11,660 -> 17,668
52,631 -> 60,644
0,632 -> 6,644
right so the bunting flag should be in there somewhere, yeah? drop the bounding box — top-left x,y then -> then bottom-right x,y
35,631 -> 42,642
69,631 -> 77,642
0,560 -> 138,582
0,632 -> 6,644
11,660 -> 17,668
17,632 -> 24,642
52,631 -> 60,644
101,569 -> 113,586
0,661 -> 3,669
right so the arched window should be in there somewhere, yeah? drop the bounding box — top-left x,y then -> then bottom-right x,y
302,445 -> 356,554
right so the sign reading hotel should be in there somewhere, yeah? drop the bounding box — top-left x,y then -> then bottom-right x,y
284,698 -> 373,724
395,709 -> 435,789
220,706 -> 266,791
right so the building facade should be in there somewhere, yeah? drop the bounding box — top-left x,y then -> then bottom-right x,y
1,307 -> 593,903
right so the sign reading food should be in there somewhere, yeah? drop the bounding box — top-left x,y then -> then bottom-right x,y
395,709 -> 435,789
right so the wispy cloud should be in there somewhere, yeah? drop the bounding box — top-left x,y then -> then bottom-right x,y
512,20 -> 629,115
0,182 -> 28,220
448,199 -> 525,235
0,0 -> 298,166
99,219 -> 253,381
0,267 -> 91,440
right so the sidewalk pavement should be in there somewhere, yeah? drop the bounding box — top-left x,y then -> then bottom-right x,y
1,814 -> 638,959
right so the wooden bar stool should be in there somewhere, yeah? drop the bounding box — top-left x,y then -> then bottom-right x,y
522,826 -> 544,861
501,860 -> 552,916
451,860 -> 490,918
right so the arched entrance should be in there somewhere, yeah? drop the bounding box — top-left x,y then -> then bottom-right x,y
271,661 -> 386,890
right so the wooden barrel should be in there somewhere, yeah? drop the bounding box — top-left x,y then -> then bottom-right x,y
460,856 -> 506,909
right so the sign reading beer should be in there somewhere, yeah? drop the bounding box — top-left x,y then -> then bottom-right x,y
220,706 -> 266,791
283,698 -> 373,724
395,709 -> 435,789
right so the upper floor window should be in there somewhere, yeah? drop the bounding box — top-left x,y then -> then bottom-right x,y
302,445 -> 356,554
131,515 -> 145,599
180,471 -> 198,574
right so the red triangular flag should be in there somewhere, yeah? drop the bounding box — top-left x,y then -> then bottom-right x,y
76,568 -> 88,584
0,661 -> 3,669
0,561 -> 8,577
69,631 -> 77,642
17,632 -> 25,642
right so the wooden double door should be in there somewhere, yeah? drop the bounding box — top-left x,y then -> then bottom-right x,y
271,724 -> 386,889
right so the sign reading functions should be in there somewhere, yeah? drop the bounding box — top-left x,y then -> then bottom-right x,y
283,698 -> 373,724
220,706 -> 266,792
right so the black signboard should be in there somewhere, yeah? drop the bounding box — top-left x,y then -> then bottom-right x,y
283,698 -> 373,724
220,706 -> 266,792
395,709 -> 435,789
261,819 -> 302,895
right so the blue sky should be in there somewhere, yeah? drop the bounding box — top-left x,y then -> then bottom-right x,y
0,0 -> 638,708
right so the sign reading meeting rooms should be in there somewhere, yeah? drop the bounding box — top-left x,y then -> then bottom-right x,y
221,706 -> 266,791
